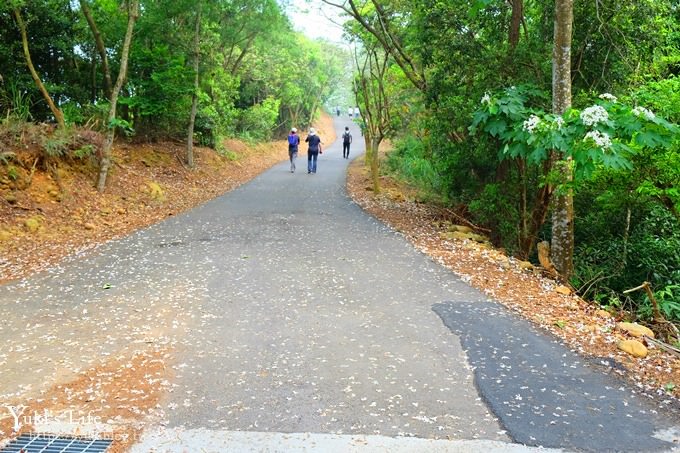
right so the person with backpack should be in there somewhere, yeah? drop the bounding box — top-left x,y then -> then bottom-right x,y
305,128 -> 322,174
287,127 -> 300,173
342,126 -> 352,159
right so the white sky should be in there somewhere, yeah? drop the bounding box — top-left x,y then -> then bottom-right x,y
286,0 -> 347,43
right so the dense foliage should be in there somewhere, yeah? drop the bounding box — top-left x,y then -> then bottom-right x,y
0,0 -> 346,146
332,0 -> 680,323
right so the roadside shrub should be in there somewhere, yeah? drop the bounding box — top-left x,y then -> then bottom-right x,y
39,127 -> 103,162
385,136 -> 440,194
574,191 -> 680,322
468,183 -> 521,252
628,206 -> 680,288
61,101 -> 86,126
1,80 -> 32,122
236,97 -> 280,142
637,284 -> 680,323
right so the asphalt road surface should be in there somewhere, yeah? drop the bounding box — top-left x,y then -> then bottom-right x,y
1,116 -> 678,452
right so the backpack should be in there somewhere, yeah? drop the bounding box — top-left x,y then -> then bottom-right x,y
288,134 -> 298,146
343,131 -> 351,143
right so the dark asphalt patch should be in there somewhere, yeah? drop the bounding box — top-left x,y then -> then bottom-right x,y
433,301 -> 675,452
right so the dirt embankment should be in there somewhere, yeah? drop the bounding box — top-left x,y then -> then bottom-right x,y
0,114 -> 335,284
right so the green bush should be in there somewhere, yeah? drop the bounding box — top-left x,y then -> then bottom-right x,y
637,284 -> 680,322
574,194 -> 680,322
236,97 -> 280,142
2,80 -> 32,122
41,130 -> 73,158
385,135 -> 443,197
61,101 -> 85,126
125,46 -> 193,138
468,183 -> 521,252
39,127 -> 102,162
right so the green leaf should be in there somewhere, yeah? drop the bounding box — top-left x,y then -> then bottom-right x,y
634,131 -> 664,148
468,0 -> 494,19
504,142 -> 527,159
485,118 -> 507,136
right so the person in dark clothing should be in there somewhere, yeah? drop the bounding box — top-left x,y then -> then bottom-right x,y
287,127 -> 300,173
305,128 -> 322,174
341,126 -> 352,159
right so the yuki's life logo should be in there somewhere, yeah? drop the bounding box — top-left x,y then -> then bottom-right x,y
2,405 -> 103,432
3,405 -> 27,432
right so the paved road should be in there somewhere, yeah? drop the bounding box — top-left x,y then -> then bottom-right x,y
1,116 -> 679,452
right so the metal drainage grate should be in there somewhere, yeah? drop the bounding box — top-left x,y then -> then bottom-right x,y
0,433 -> 112,452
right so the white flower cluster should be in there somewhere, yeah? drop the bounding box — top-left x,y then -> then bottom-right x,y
584,130 -> 612,149
554,116 -> 565,129
599,93 -> 618,102
580,105 -> 609,126
523,114 -> 541,133
481,92 -> 491,105
632,106 -> 655,121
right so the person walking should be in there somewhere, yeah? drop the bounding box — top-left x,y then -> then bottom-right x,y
305,128 -> 322,174
342,126 -> 352,159
287,127 -> 300,173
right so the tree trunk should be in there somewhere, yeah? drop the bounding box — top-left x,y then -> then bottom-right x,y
517,158 -> 528,257
187,3 -> 202,169
363,134 -> 371,169
550,0 -> 574,279
91,57 -> 97,103
370,136 -> 381,193
79,0 -> 113,99
97,0 -> 139,192
508,0 -> 523,50
520,178 -> 553,258
13,8 -> 65,129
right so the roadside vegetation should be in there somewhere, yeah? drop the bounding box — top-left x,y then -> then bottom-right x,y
330,0 -> 680,334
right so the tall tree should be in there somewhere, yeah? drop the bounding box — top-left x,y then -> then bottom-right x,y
550,0 -> 574,279
354,45 -> 393,193
12,5 -> 65,129
322,0 -> 426,92
508,0 -> 524,50
79,0 -> 113,100
97,0 -> 139,192
187,2 -> 202,168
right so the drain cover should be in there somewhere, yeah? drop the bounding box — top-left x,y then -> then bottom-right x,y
0,433 -> 112,452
